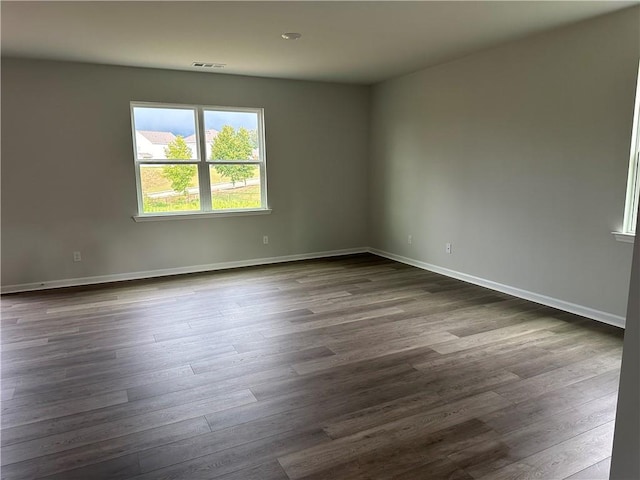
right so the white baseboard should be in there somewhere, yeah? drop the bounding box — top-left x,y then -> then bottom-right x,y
2,246 -> 626,329
0,247 -> 368,294
368,248 -> 626,329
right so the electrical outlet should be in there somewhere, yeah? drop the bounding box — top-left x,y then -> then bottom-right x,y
445,243 -> 452,254
73,251 -> 82,262
408,235 -> 412,245
263,235 -> 269,245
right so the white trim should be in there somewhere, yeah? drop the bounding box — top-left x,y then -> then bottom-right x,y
0,248 -> 367,294
2,246 -> 625,330
368,248 -> 626,329
622,61 -> 640,234
133,208 -> 272,222
258,108 -> 268,210
612,231 -> 636,244
130,101 -> 268,216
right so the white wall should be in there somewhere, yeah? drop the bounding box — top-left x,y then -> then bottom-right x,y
1,59 -> 370,288
369,6 -> 639,321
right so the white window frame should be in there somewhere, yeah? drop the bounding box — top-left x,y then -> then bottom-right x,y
623,73 -> 640,235
130,101 -> 269,220
615,63 -> 640,243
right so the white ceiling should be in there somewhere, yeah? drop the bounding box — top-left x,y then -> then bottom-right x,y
1,1 -> 637,85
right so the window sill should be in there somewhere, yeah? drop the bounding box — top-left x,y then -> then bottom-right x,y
133,209 -> 272,222
612,231 -> 635,244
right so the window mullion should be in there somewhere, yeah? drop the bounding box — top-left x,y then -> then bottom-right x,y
209,161 -> 262,165
196,108 -> 212,211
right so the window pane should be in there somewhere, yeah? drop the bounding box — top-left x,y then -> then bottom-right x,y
204,110 -> 260,161
140,164 -> 200,213
210,165 -> 261,210
133,107 -> 197,161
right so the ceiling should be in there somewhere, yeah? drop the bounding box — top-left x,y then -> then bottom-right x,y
1,1 -> 637,85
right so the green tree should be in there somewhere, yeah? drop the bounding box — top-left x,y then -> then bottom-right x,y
164,135 -> 192,160
211,126 -> 257,186
248,129 -> 259,150
162,136 -> 196,195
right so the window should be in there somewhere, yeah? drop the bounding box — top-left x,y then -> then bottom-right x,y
130,102 -> 268,218
622,64 -> 640,236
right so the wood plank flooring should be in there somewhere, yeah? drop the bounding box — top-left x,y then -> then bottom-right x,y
0,254 -> 623,479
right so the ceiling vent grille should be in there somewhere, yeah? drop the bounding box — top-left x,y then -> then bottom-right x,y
192,62 -> 226,68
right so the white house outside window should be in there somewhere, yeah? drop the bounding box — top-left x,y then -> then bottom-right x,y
130,102 -> 268,219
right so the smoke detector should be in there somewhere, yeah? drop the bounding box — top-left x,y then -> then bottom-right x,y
281,32 -> 302,40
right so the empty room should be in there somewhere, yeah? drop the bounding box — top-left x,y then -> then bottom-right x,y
1,2 -> 639,479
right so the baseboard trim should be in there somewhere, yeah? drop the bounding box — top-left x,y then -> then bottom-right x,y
368,248 -> 626,329
3,246 -> 626,329
1,247 -> 368,294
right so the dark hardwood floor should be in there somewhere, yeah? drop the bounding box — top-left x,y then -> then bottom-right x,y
0,254 -> 623,479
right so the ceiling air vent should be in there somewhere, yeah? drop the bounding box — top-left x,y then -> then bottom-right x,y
192,62 -> 226,69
